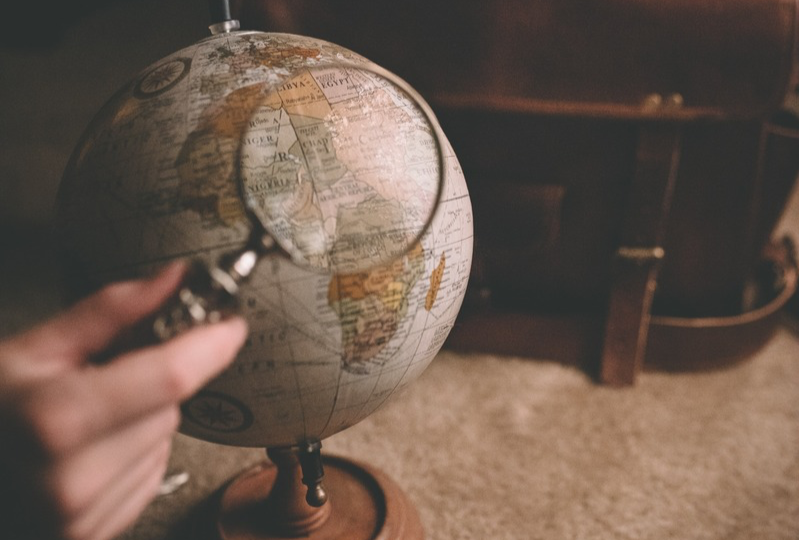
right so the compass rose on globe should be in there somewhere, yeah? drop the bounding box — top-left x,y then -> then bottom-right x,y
183,391 -> 255,433
134,58 -> 190,98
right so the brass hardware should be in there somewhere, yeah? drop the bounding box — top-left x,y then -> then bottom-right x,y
665,93 -> 684,108
641,93 -> 684,111
616,246 -> 666,262
642,93 -> 663,110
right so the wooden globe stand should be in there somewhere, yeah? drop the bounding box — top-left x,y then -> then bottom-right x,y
217,446 -> 424,540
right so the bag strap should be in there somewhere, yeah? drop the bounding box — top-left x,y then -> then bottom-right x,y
600,124 -> 681,385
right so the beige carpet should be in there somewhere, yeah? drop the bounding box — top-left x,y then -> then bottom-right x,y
116,330 -> 799,540
2,1 -> 798,539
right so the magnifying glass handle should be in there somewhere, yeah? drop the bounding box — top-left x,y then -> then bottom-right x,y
151,260 -> 240,341
152,227 -> 277,341
88,259 -> 240,364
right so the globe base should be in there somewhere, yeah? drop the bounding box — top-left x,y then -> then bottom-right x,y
217,453 -> 424,540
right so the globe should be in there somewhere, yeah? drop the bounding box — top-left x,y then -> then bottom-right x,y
55,30 -> 473,449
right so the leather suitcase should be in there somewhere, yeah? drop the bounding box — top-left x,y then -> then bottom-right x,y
234,0 -> 799,384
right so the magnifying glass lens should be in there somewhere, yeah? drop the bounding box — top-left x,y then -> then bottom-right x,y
238,64 -> 444,274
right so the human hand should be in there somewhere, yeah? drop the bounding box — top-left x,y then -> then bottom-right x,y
0,262 -> 248,540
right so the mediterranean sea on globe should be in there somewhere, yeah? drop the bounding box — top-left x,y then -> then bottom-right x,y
55,31 -> 473,448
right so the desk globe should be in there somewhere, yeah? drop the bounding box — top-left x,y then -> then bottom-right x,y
55,28 -> 472,540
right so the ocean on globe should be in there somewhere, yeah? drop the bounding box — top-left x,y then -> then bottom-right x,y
56,31 -> 473,448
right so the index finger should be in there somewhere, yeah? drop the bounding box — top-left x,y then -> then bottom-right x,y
2,262 -> 188,370
26,316 -> 248,454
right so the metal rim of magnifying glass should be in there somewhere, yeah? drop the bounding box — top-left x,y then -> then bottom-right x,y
234,60 -> 447,274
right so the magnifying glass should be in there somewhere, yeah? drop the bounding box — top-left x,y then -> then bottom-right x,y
152,62 -> 445,340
